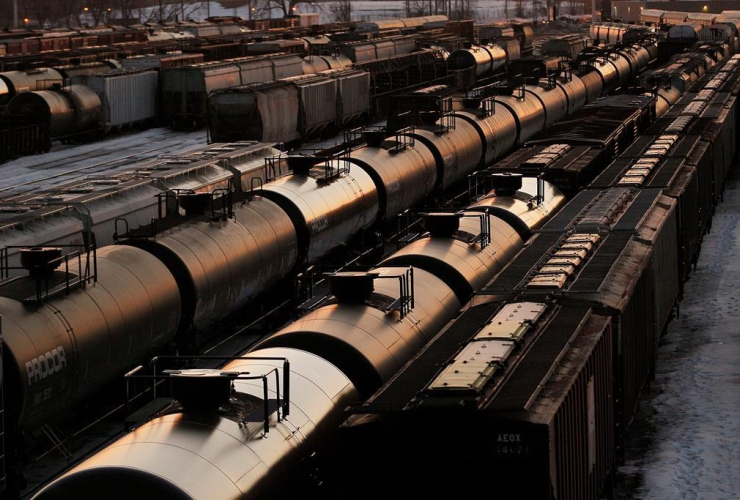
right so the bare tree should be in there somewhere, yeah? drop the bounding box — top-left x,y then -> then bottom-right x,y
87,0 -> 113,25
24,0 -> 54,27
138,1 -> 207,23
116,0 -> 141,24
514,0 -> 525,17
263,0 -> 320,18
406,0 -> 430,17
56,0 -> 83,27
450,0 -> 475,19
532,0 -> 545,20
329,0 -> 351,23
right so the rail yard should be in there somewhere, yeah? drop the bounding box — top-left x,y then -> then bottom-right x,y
0,7 -> 738,500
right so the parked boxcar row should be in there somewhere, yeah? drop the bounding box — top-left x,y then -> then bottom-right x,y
336,50 -> 740,500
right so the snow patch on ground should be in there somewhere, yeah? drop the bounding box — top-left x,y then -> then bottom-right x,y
1,127 -> 207,197
617,167 -> 740,499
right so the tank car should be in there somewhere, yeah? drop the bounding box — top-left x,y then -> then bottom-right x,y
447,43 -> 508,76
259,265 -> 462,395
1,245 -> 181,429
341,133 -> 436,220
541,34 -> 590,60
6,33 -> 659,438
454,99 -> 519,165
381,211 -> 523,300
34,169 -> 566,500
0,67 -> 63,103
402,116 -> 485,190
161,54 -> 304,128
523,81 -> 569,128
580,53 -> 621,93
34,348 -> 357,500
468,176 -> 566,240
553,73 -> 589,114
126,194 -> 299,334
491,88 -> 546,145
6,84 -> 100,139
259,159 -> 379,266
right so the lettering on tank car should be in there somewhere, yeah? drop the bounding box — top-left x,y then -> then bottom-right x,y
310,215 -> 329,233
25,346 -> 67,385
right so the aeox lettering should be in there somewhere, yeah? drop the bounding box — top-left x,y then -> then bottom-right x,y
25,346 -> 67,385
497,434 -> 521,443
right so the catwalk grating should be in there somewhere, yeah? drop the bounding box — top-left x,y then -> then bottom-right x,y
355,301 -> 502,413
480,233 -> 562,293
612,189 -> 663,231
484,306 -> 591,411
539,189 -> 602,232
569,233 -> 633,292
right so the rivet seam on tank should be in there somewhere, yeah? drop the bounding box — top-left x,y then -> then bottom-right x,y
406,311 -> 420,325
526,233 -> 600,289
427,302 -> 547,391
483,245 -> 497,258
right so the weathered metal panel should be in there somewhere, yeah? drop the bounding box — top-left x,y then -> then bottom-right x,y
334,70 -> 370,122
294,76 -> 338,136
256,84 -> 300,143
75,69 -> 158,129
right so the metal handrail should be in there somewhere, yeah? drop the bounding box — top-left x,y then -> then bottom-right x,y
124,355 -> 291,435
0,244 -> 97,304
397,209 -> 491,250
